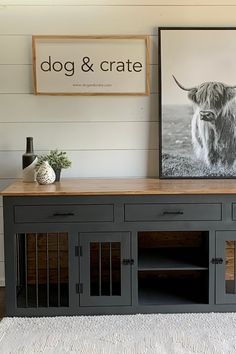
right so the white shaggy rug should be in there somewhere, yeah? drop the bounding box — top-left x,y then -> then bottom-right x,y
0,313 -> 236,354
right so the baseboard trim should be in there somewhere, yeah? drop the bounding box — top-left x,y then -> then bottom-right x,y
0,279 -> 5,287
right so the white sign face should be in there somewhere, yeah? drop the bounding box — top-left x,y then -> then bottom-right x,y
32,36 -> 150,95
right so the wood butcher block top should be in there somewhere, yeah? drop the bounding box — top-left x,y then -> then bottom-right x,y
2,178 -> 236,196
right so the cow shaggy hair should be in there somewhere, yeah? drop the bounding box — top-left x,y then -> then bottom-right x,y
179,81 -> 236,167
188,82 -> 236,111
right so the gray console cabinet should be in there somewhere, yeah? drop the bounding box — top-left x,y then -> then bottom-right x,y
2,179 -> 236,316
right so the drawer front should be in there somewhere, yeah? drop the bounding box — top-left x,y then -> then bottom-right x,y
14,204 -> 114,223
125,203 -> 221,221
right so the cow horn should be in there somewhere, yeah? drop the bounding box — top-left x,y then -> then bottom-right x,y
227,85 -> 236,89
172,75 -> 195,91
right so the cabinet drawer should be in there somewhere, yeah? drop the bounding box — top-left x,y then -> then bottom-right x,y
125,203 -> 221,221
14,204 -> 114,223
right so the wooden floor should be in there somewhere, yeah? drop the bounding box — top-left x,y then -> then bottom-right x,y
0,288 -> 6,319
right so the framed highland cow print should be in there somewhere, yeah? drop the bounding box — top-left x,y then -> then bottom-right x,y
159,27 -> 236,178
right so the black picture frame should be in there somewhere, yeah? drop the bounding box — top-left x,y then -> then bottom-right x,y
159,27 -> 236,179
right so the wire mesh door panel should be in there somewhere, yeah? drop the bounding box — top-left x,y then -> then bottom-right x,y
79,232 -> 131,307
15,232 -> 69,308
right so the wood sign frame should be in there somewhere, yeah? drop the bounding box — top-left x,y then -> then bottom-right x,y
32,35 -> 150,96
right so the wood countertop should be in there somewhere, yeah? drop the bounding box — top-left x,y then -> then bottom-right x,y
1,178 -> 236,196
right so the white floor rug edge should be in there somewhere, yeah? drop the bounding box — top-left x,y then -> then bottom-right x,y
0,312 -> 236,354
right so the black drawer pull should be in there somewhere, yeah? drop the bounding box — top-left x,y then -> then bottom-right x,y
162,211 -> 184,215
52,212 -> 75,217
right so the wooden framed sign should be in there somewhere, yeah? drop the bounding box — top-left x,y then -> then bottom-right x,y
32,35 -> 150,96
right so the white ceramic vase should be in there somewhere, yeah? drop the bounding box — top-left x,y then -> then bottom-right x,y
23,156 -> 38,182
36,161 -> 56,185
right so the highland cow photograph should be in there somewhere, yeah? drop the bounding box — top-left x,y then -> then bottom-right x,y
159,28 -> 236,178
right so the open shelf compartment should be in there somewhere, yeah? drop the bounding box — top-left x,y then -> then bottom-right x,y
138,270 -> 209,305
138,231 -> 209,305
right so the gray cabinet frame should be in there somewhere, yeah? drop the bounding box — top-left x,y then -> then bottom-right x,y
3,194 -> 236,316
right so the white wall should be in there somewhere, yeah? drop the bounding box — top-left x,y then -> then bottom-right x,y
0,0 -> 235,284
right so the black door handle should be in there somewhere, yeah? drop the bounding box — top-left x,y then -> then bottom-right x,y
122,259 -> 134,265
211,258 -> 224,264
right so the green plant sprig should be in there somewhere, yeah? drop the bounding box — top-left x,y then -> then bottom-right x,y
36,149 -> 72,171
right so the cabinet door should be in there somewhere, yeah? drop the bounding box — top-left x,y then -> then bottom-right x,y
216,231 -> 236,304
14,231 -> 73,309
79,232 -> 131,307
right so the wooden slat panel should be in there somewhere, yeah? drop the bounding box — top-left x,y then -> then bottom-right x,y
26,233 -> 68,284
27,251 -> 68,269
27,268 -> 68,284
0,93 -> 159,122
1,6 -> 236,35
0,65 -> 32,93
0,150 -> 159,178
27,233 -> 68,251
0,35 -> 32,64
139,231 -> 203,248
226,242 -> 235,281
0,122 -> 158,150
0,64 -> 157,94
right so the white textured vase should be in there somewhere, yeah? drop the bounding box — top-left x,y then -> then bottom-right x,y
36,161 -> 56,185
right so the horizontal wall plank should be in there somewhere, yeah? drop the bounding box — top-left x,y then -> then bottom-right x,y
0,93 -> 159,122
0,235 -> 4,263
0,64 -> 157,94
68,149 -> 159,177
1,1 -> 236,6
0,122 -> 158,150
0,35 -> 32,64
0,35 -> 157,65
0,65 -> 33,93
0,149 -> 159,178
1,6 -> 236,35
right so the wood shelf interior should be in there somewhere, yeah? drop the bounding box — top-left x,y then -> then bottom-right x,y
138,231 -> 209,305
138,248 -> 208,270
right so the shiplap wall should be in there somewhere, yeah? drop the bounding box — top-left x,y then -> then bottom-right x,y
0,0 -> 236,285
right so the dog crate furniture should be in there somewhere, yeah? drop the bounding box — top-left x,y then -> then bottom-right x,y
2,178 -> 236,316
